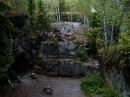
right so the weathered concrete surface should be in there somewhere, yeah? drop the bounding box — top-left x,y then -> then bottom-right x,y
43,59 -> 99,77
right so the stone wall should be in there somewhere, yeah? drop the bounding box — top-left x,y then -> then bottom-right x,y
109,66 -> 130,97
100,62 -> 130,97
41,42 -> 81,58
99,48 -> 130,97
10,31 -> 44,74
43,59 -> 99,77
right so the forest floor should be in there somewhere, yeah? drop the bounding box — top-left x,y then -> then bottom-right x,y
1,75 -> 85,97
0,74 -> 101,97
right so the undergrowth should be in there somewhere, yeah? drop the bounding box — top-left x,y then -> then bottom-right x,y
77,45 -> 89,61
80,71 -> 122,97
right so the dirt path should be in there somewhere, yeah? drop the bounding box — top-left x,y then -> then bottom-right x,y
1,75 -> 86,97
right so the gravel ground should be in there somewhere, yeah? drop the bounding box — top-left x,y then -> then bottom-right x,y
0,75 -> 87,97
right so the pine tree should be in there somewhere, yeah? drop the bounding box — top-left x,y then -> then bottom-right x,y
37,0 -> 50,32
27,0 -> 36,32
59,0 -> 66,16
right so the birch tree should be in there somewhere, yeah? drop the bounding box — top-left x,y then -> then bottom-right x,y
101,0 -> 108,48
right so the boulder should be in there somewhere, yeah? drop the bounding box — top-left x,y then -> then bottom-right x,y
43,85 -> 53,95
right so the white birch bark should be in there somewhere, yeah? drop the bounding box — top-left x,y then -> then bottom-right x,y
109,0 -> 114,44
102,0 -> 108,48
46,0 -> 49,18
57,1 -> 60,21
54,0 -> 58,21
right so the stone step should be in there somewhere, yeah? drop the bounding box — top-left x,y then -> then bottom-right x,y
41,42 -> 88,58
42,58 -> 99,77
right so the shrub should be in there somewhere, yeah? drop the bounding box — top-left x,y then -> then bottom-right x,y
32,65 -> 42,74
77,45 -> 89,61
0,2 -> 14,81
117,32 -> 130,51
81,71 -> 122,97
98,32 -> 130,69
89,13 -> 102,28
85,27 -> 102,56
0,67 -> 8,81
81,71 -> 102,96
96,87 -> 122,97
37,0 -> 51,32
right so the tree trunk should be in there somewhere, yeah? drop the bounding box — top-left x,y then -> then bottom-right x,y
46,0 -> 49,18
70,13 -> 72,22
109,0 -> 114,44
102,0 -> 108,48
57,2 -> 60,21
111,25 -> 114,44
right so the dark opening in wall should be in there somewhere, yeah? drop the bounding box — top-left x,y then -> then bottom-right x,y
10,53 -> 32,74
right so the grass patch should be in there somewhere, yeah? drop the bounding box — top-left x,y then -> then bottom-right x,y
80,71 -> 122,97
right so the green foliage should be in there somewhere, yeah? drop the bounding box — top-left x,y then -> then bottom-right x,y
117,32 -> 130,67
117,32 -> 130,51
81,71 -> 122,97
27,0 -> 37,34
85,12 -> 103,55
38,0 -> 44,13
98,38 -> 130,68
12,0 -> 28,12
59,0 -> 66,13
32,65 -> 42,74
71,0 -> 92,14
121,12 -> 130,33
0,1 -> 11,13
0,2 -> 14,58
0,2 -> 14,81
81,71 -> 102,96
98,46 -> 120,69
0,56 -> 14,65
89,13 -> 102,28
85,27 -> 102,56
26,0 -> 51,35
96,87 -> 122,97
49,12 -> 82,22
0,67 -> 8,80
37,0 -> 51,32
47,71 -> 58,77
27,0 -> 35,16
77,45 -> 89,61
